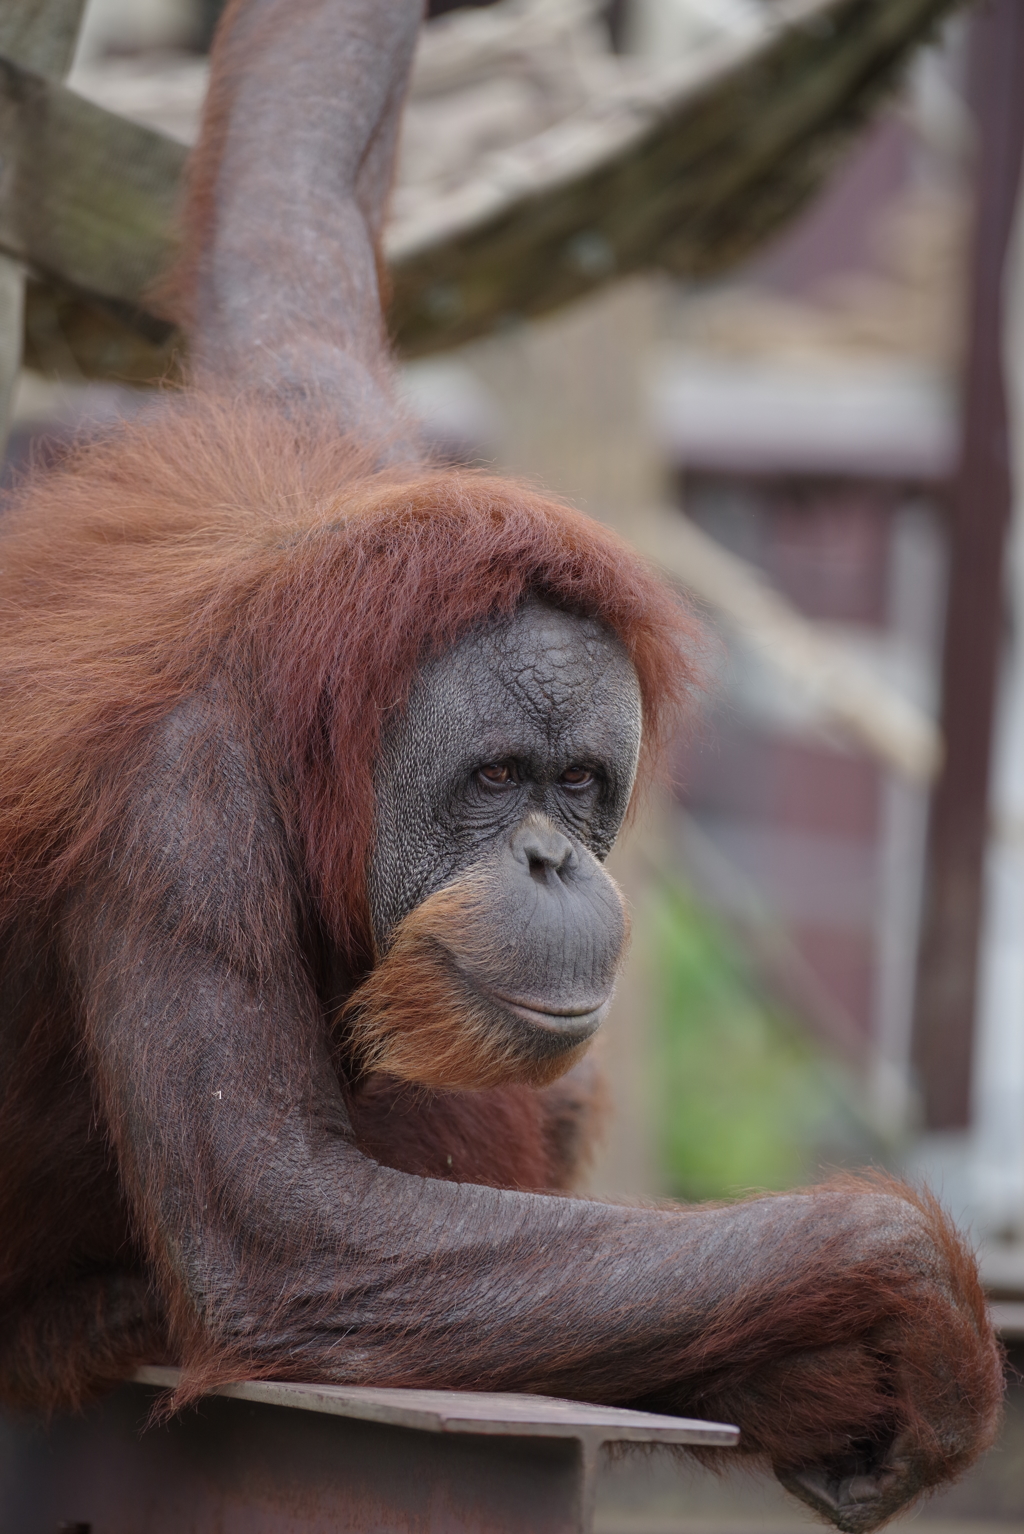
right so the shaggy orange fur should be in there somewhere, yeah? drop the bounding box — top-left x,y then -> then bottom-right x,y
0,397 -> 697,972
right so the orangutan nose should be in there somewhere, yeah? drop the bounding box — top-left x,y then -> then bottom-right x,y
510,818 -> 578,884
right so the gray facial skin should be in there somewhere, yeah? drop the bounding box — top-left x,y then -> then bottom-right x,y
368,600 -> 643,1047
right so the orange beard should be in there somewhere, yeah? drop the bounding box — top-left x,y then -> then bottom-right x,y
341,875 -> 621,1091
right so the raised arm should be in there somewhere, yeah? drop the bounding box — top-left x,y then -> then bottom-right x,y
177,0 -> 422,445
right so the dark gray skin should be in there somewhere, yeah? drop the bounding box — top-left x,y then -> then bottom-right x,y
369,602 -> 640,1060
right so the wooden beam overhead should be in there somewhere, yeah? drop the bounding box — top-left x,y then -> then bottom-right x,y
0,0 -> 968,382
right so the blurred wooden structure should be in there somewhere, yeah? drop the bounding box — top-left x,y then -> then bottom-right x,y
645,506 -> 941,780
912,0 -> 1024,1131
0,0 -> 87,443
0,0 -> 968,396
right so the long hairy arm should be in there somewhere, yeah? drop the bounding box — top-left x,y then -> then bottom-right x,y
62,692 -> 1002,1532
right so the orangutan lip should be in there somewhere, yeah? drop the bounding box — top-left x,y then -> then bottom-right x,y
485,989 -> 609,1034
442,952 -> 609,1036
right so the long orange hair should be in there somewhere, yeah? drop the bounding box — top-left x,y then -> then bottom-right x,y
0,395 -> 700,968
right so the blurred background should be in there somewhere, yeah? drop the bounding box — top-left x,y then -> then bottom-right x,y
3,0 -> 1023,1525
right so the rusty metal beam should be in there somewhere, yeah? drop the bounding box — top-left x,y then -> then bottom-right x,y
912,0 -> 1024,1130
0,1370 -> 737,1534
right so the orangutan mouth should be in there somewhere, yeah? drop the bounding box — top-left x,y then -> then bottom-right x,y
481,986 -> 610,1040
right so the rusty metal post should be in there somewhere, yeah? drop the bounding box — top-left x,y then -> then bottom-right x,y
0,1371 -> 737,1534
912,0 -> 1024,1130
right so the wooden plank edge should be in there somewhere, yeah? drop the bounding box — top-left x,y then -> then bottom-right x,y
131,1366 -> 740,1447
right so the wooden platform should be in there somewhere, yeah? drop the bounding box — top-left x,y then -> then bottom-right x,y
0,1367 -> 738,1534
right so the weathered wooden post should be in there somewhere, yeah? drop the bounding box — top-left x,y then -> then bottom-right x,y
912,0 -> 1024,1131
0,2 -> 85,447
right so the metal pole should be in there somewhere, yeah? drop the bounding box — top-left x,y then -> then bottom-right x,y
912,0 -> 1024,1131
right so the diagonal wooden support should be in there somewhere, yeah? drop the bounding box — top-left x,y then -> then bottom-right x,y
0,60 -> 183,309
0,0 -> 86,449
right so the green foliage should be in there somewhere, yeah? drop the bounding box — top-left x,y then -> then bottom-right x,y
652,880 -> 872,1202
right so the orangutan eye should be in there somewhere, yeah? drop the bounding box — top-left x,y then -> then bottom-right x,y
560,766 -> 594,788
478,762 -> 518,787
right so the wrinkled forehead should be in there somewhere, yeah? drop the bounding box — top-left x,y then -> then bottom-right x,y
411,601 -> 642,753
